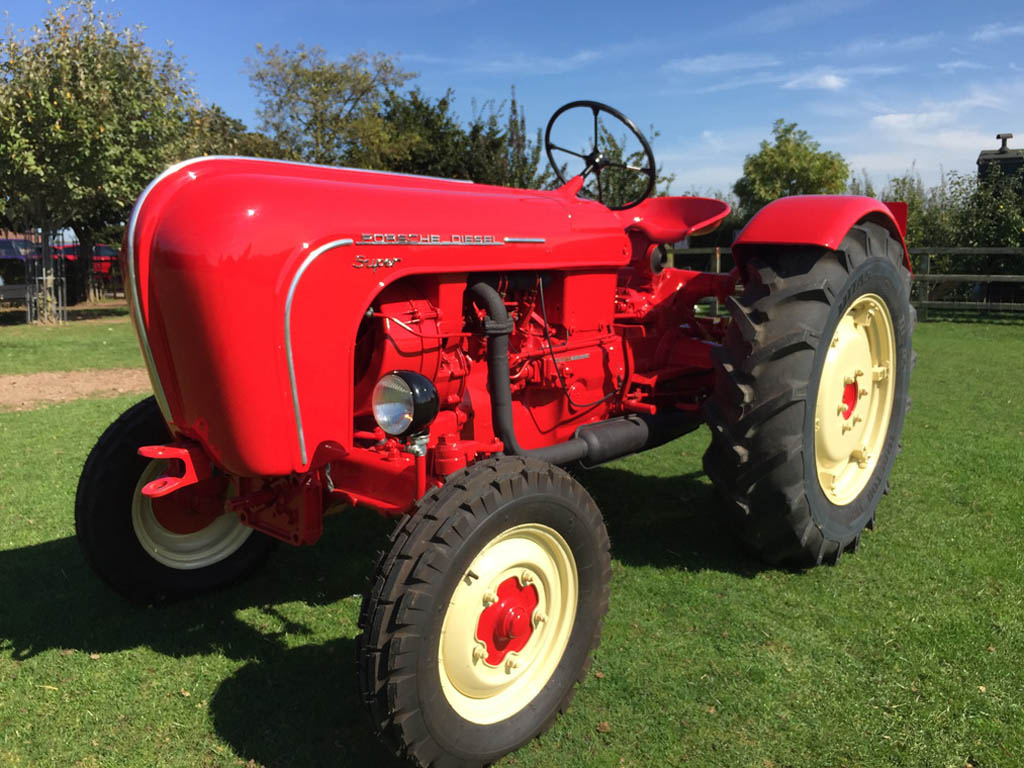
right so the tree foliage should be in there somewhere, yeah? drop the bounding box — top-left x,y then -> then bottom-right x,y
0,0 -> 194,302
180,103 -> 288,159
0,1 -> 191,231
733,119 -> 849,218
248,44 -> 552,189
246,44 -> 415,166
882,166 -> 1024,250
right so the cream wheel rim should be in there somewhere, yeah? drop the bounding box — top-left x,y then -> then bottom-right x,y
131,460 -> 253,570
814,293 -> 896,505
437,522 -> 578,725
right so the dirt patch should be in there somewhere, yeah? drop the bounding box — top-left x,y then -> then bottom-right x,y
0,368 -> 150,411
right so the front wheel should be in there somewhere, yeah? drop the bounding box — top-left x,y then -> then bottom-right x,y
75,397 -> 276,602
703,222 -> 914,566
358,456 -> 611,767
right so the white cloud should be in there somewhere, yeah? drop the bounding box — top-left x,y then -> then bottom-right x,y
695,64 -> 899,94
783,71 -> 848,91
971,22 -> 1024,41
695,71 -> 788,94
477,50 -> 600,75
938,60 -> 986,72
842,33 -> 941,56
736,0 -> 868,33
662,53 -> 780,74
871,111 -> 956,130
405,40 -> 645,76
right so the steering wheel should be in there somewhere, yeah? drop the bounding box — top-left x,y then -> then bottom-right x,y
544,100 -> 656,210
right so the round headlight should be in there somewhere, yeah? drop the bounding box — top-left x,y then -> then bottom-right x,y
371,371 -> 439,437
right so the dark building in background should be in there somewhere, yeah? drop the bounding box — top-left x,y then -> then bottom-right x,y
977,133 -> 1024,182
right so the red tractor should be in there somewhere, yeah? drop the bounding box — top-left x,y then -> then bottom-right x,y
76,101 -> 913,767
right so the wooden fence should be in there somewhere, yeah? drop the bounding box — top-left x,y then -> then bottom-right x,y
675,246 -> 1024,318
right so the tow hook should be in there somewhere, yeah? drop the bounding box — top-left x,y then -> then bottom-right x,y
137,442 -> 213,498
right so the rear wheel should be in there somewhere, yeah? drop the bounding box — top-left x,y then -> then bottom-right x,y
75,397 -> 275,602
703,222 -> 914,565
357,456 -> 611,767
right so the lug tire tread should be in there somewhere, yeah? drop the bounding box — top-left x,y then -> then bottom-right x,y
357,456 -> 610,768
702,223 -> 914,566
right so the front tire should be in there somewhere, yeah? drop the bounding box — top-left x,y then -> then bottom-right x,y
703,222 -> 914,566
357,456 -> 611,767
75,397 -> 276,602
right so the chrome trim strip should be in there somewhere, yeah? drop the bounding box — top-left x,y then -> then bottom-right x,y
285,239 -> 354,466
503,237 -> 547,244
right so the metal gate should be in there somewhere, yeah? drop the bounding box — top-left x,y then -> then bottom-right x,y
24,253 -> 67,324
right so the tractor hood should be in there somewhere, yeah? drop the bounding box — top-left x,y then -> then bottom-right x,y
126,157 -> 640,477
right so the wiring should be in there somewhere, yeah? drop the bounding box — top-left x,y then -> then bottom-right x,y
536,277 -> 618,410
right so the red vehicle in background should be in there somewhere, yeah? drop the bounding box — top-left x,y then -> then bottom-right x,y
55,243 -> 122,291
76,101 -> 914,767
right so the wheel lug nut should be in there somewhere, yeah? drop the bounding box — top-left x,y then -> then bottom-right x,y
836,403 -> 847,416
533,611 -> 547,626
858,388 -> 869,398
520,571 -> 534,585
483,590 -> 498,605
843,375 -> 855,385
472,646 -> 487,662
505,658 -> 519,673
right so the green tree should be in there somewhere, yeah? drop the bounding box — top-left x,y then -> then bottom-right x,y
847,168 -> 876,198
0,0 -> 194,309
347,87 -> 466,177
497,87 -> 550,190
339,85 -> 551,188
881,166 -> 956,250
179,103 -> 287,159
246,44 -> 415,166
733,119 -> 849,219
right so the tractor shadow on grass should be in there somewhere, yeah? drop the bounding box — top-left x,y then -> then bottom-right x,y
0,450 -> 767,768
0,509 -> 395,663
576,462 -> 770,578
209,637 -> 405,768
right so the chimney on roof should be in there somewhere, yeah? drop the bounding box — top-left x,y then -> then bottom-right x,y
977,132 -> 1023,182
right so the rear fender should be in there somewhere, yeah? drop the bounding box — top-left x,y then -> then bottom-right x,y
732,195 -> 911,278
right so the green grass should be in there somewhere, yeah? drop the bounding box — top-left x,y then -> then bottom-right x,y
1,321 -> 1022,767
0,313 -> 141,375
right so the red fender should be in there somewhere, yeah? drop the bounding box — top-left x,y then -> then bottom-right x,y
732,195 -> 911,274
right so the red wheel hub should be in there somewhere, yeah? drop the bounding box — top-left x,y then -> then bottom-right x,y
841,380 -> 858,420
475,576 -> 539,665
150,476 -> 229,535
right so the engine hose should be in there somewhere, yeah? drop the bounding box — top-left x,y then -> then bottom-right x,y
466,280 -> 699,466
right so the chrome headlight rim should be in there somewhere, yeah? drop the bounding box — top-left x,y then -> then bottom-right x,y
371,371 -> 439,437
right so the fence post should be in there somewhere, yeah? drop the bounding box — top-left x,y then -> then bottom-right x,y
919,253 -> 930,322
710,247 -> 722,316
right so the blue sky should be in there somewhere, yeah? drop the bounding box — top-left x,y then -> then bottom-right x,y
6,0 -> 1024,195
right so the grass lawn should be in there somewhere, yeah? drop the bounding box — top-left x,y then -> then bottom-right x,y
0,320 -> 1021,767
0,305 -> 140,375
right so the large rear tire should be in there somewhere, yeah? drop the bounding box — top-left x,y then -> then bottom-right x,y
703,222 -> 914,566
75,397 -> 276,602
357,456 -> 611,767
